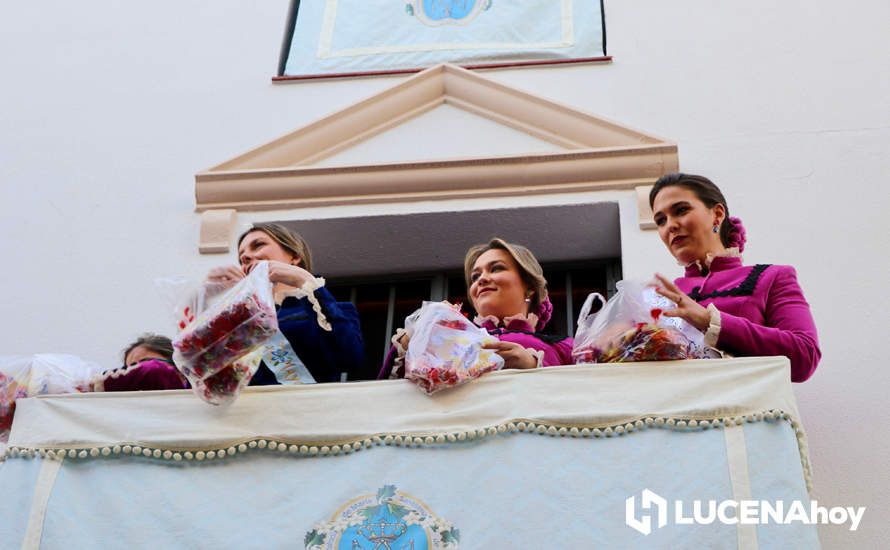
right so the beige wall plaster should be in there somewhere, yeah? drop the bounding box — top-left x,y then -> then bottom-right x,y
199,209 -> 237,254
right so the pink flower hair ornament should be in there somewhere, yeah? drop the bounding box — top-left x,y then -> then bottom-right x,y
726,216 -> 747,253
535,297 -> 553,331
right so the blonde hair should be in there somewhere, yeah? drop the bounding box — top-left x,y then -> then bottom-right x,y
464,238 -> 548,310
237,223 -> 313,272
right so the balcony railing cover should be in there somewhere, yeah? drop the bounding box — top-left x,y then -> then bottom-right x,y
1,357 -> 816,548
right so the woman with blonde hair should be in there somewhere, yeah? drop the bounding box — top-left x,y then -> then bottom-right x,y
206,223 -> 364,384
379,238 -> 573,379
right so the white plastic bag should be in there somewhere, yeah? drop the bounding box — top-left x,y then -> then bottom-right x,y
0,354 -> 104,443
165,261 -> 278,405
573,280 -> 707,364
29,354 -> 105,395
404,302 -> 504,394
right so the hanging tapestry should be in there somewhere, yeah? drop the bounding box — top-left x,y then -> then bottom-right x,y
278,0 -> 607,79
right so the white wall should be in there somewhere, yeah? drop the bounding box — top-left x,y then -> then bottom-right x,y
1,0 -> 888,546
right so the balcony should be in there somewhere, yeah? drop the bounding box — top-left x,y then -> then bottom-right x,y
1,357 -> 816,548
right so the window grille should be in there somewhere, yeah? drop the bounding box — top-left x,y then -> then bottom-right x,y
328,259 -> 620,381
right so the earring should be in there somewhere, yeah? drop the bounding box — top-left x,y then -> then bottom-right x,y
713,224 -> 719,233
524,292 -> 533,304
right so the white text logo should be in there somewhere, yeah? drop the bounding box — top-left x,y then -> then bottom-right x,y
625,490 -> 865,535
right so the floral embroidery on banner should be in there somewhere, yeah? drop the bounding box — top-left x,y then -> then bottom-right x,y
263,332 -> 316,385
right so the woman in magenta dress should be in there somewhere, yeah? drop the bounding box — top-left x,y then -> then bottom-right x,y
379,238 -> 573,379
649,173 -> 821,382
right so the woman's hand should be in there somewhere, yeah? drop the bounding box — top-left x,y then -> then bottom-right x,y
267,260 -> 314,288
483,340 -> 537,370
206,266 -> 244,286
397,332 -> 410,350
654,273 -> 710,331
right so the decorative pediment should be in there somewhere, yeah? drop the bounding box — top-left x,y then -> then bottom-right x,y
195,63 -> 675,252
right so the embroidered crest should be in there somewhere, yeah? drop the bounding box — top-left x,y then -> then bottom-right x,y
305,485 -> 459,549
405,0 -> 492,27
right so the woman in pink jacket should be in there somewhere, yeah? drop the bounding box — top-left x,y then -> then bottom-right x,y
650,173 -> 821,382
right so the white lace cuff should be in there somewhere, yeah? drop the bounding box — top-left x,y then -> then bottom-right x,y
278,277 -> 331,332
704,303 -> 722,348
387,328 -> 409,379
525,347 -> 545,369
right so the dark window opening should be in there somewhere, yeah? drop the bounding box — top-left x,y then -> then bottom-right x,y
328,259 -> 621,380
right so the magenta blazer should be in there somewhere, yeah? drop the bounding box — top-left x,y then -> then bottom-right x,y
676,256 -> 821,382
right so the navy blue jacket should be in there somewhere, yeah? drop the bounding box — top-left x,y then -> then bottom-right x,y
250,286 -> 363,385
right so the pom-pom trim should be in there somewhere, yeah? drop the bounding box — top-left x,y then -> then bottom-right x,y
1,409 -> 812,492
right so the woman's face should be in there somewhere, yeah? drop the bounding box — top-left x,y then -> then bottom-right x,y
652,186 -> 725,265
237,230 -> 297,274
469,249 -> 530,319
124,345 -> 166,367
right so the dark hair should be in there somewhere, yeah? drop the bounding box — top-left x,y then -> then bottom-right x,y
236,223 -> 313,272
122,333 -> 174,364
649,173 -> 745,251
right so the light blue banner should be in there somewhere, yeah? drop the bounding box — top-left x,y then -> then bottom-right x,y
285,0 -> 605,76
1,423 -> 817,548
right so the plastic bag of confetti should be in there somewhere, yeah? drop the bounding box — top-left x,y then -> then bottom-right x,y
0,357 -> 33,444
572,280 -> 708,364
167,261 -> 278,405
190,349 -> 263,406
405,302 -> 504,394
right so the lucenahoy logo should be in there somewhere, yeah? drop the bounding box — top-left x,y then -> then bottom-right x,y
625,489 -> 865,535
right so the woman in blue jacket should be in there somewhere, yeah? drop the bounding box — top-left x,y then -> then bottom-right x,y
207,223 -> 364,384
